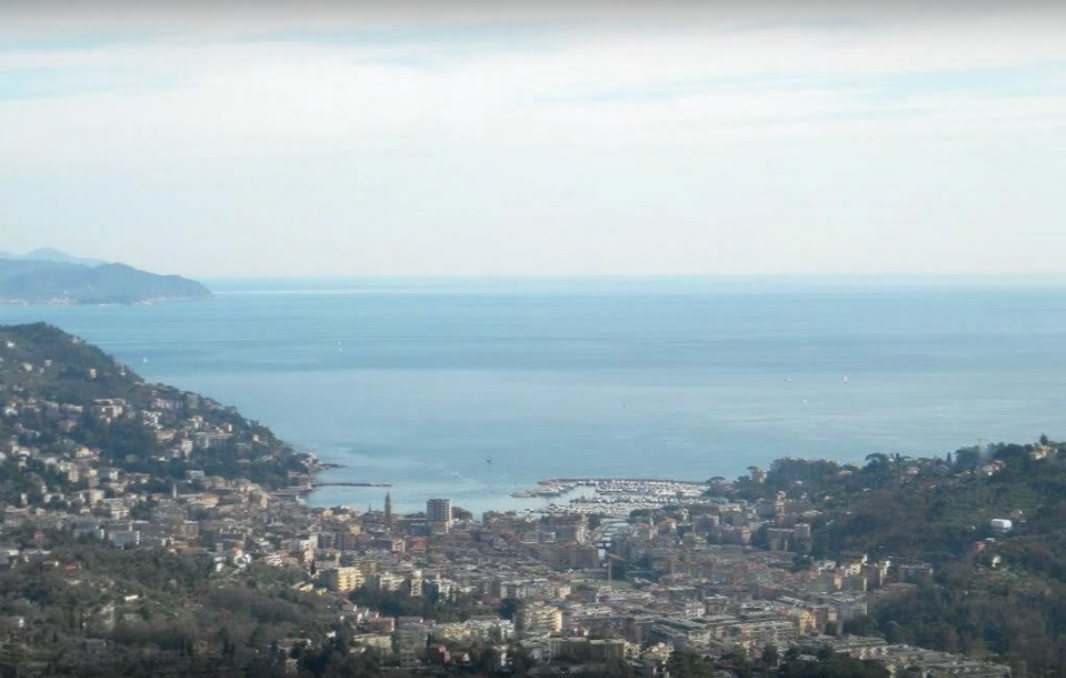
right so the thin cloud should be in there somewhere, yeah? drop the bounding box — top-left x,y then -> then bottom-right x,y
2,1 -> 1065,276
4,15 -> 1065,161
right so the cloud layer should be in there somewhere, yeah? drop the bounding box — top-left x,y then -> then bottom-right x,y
2,2 -> 1065,276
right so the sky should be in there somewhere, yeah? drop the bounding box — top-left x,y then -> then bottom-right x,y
1,1 -> 1065,278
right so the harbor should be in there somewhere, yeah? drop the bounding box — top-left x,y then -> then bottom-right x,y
513,477 -> 712,517
512,477 -> 708,498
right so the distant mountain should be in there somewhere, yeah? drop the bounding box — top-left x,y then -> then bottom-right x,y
0,253 -> 211,305
21,247 -> 109,267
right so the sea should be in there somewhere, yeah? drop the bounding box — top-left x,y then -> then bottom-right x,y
2,276 -> 1065,516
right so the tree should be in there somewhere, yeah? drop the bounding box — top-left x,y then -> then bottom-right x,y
510,644 -> 535,677
666,650 -> 712,678
954,446 -> 981,471
864,453 -> 889,470
760,643 -> 780,668
843,614 -> 881,637
499,597 -> 521,621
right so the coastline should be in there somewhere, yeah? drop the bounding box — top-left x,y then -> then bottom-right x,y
10,285 -> 1065,517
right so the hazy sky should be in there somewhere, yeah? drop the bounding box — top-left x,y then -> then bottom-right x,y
2,1 -> 1065,277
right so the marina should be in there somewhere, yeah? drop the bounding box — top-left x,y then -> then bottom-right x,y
513,477 -> 712,517
512,477 -> 709,499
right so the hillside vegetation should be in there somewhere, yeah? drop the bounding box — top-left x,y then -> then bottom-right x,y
0,322 -> 308,491
732,440 -> 1066,674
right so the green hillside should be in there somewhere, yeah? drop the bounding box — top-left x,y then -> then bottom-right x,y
0,322 -> 307,491
734,442 -> 1066,674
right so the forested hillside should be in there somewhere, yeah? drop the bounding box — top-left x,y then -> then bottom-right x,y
731,440 -> 1066,675
0,322 -> 309,493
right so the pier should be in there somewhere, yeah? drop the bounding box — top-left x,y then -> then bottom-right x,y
271,481 -> 392,500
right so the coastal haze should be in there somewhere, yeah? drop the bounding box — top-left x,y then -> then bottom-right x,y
2,278 -> 1064,515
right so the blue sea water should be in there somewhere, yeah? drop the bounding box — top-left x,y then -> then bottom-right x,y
2,277 -> 1065,515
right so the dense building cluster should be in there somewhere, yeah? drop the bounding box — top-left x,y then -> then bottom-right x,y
0,325 -> 1027,676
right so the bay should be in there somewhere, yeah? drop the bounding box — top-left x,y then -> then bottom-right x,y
2,277 -> 1064,515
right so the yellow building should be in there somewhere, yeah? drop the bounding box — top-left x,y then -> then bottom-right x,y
323,566 -> 363,592
518,602 -> 563,639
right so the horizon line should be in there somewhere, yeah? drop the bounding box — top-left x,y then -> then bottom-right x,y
200,272 -> 1066,280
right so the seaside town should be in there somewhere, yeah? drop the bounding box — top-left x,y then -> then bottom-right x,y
7,1 -> 1066,676
0,326 -> 1022,678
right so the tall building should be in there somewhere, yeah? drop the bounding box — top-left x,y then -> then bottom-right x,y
322,566 -> 363,592
426,498 -> 452,525
517,602 -> 563,639
384,492 -> 393,529
394,621 -> 429,668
